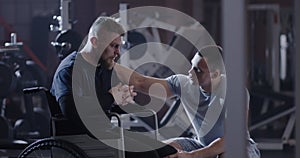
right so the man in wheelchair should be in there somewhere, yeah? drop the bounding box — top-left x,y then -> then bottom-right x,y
49,16 -> 176,158
51,16 -> 135,126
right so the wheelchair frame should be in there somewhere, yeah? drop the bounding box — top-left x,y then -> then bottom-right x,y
18,86 -> 177,158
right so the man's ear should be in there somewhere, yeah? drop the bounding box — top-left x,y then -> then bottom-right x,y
90,37 -> 98,48
211,69 -> 221,79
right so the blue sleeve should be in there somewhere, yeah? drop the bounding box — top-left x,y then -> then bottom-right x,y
166,75 -> 181,96
50,68 -> 72,101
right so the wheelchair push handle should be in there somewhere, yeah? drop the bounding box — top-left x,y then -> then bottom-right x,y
23,87 -> 48,94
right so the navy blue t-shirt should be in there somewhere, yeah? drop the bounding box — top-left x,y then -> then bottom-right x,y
51,51 -> 115,115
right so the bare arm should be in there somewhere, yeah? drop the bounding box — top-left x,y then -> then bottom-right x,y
165,137 -> 224,158
114,63 -> 174,98
192,137 -> 225,158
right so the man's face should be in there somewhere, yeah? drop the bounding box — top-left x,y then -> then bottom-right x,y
188,54 -> 212,88
99,34 -> 122,69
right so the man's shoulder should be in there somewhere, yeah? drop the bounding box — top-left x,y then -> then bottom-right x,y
55,51 -> 77,72
166,74 -> 194,91
61,51 -> 77,65
167,74 -> 189,83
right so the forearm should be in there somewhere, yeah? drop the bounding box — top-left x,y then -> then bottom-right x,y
192,137 -> 225,158
114,63 -> 173,98
114,63 -> 149,92
114,63 -> 139,85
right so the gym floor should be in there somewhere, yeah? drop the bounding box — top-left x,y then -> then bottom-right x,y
260,147 -> 295,158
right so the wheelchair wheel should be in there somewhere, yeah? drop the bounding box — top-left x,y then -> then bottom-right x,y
18,137 -> 88,158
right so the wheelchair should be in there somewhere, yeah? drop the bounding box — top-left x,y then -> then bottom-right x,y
18,87 -> 177,158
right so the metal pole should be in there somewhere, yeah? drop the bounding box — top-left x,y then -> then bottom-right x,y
222,0 -> 247,157
294,0 -> 300,157
60,0 -> 72,31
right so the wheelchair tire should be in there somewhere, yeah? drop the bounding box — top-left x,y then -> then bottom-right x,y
18,137 -> 88,158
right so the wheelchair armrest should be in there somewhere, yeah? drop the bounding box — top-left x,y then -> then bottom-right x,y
129,109 -> 158,129
109,112 -> 122,127
128,109 -> 159,140
23,87 -> 48,94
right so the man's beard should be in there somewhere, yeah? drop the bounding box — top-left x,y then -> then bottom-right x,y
98,57 -> 115,69
98,58 -> 109,68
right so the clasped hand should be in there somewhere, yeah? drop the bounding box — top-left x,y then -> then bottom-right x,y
109,83 -> 137,106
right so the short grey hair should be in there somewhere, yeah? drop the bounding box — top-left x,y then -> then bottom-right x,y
88,16 -> 125,38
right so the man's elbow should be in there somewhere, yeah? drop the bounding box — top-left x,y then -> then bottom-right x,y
129,77 -> 149,93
